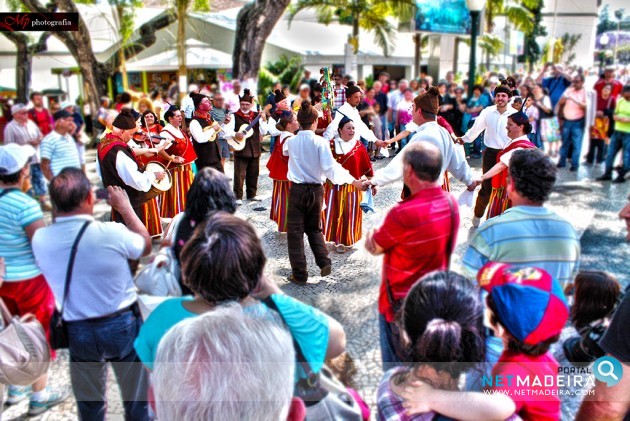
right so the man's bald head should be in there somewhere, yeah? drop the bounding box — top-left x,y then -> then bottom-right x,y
402,142 -> 442,182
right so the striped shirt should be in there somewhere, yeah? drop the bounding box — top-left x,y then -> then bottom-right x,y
373,187 -> 459,322
40,131 -> 81,177
462,206 -> 580,286
3,120 -> 42,163
0,188 -> 43,282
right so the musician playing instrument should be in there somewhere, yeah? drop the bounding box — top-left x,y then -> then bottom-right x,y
189,93 -> 226,173
224,89 -> 267,203
97,108 -> 165,223
159,106 -> 197,219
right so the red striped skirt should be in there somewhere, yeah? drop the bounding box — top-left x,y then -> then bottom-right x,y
160,164 -> 194,219
322,182 -> 363,247
487,187 -> 511,219
270,179 -> 291,233
442,170 -> 450,192
141,197 -> 163,237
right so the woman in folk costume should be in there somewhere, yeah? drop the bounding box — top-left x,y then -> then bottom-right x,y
477,111 -> 536,219
266,113 -> 299,233
322,116 -> 374,253
159,106 -> 198,218
128,110 -> 169,236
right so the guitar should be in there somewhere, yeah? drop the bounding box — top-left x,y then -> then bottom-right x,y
226,104 -> 272,151
202,109 -> 233,142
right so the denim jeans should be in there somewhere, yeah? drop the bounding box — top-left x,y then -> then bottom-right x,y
559,118 -> 585,169
604,131 -> 630,176
379,313 -> 403,372
29,163 -> 47,197
379,115 -> 388,140
269,135 -> 277,154
67,308 -> 149,421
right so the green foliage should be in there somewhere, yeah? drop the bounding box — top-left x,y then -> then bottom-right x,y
559,33 -> 581,65
258,55 -> 304,100
288,0 -> 414,57
517,1 -> 546,70
193,0 -> 210,12
485,0 -> 540,35
478,34 -> 504,64
598,5 -> 630,35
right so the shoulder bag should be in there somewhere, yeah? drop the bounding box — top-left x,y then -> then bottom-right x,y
262,297 -> 364,421
385,194 -> 457,361
49,220 -> 91,350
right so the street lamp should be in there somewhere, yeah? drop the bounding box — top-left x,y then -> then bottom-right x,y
599,33 -> 609,74
466,0 -> 486,99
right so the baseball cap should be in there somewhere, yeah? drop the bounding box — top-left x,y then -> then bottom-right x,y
10,103 -> 27,114
299,83 -> 311,91
0,144 -> 36,175
478,262 -> 568,345
53,109 -> 72,121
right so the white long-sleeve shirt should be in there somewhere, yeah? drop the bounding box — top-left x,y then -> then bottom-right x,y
115,151 -> 154,192
188,119 -> 227,144
260,115 -> 282,137
283,130 -> 355,185
323,102 -> 377,143
371,121 -> 474,187
461,105 -> 516,149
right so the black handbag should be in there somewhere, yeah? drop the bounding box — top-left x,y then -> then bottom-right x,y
384,194 -> 457,361
49,221 -> 91,350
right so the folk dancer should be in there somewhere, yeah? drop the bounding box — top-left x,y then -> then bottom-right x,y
322,116 -> 373,253
284,102 -> 367,284
368,88 -> 478,196
476,112 -> 536,219
454,84 -> 515,227
97,108 -> 166,223
225,89 -> 267,204
189,93 -> 226,173
159,106 -> 198,219
324,82 -> 378,150
266,113 -> 299,233
128,111 -> 169,236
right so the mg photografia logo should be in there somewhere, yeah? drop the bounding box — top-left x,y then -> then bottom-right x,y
0,13 -> 79,32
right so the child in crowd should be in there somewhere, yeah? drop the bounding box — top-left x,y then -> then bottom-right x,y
400,262 -> 569,421
370,103 -> 387,160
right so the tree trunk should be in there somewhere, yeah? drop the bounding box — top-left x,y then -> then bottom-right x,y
116,4 -> 129,91
232,0 -> 291,81
177,0 -> 187,101
2,32 -> 30,103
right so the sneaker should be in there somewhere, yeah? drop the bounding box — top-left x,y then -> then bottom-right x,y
248,196 -> 262,202
612,176 -> 626,184
235,199 -> 243,205
320,264 -> 332,277
335,244 -> 346,254
27,386 -> 71,416
6,385 -> 31,405
595,174 -> 612,181
569,167 -> 578,172
472,216 -> 481,228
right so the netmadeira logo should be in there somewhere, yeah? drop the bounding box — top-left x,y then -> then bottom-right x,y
0,13 -> 79,32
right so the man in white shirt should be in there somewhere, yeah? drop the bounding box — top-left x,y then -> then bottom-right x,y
368,87 -> 478,194
40,109 -> 81,181
180,83 -> 199,126
455,84 -> 515,227
284,102 -> 366,284
32,168 -> 151,421
324,82 -> 378,148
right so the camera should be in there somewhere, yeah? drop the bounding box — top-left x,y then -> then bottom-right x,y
563,322 -> 607,365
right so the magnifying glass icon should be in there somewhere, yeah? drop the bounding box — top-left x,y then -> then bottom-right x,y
597,360 -> 619,381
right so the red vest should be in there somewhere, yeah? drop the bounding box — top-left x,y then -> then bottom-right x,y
329,139 -> 373,180
492,139 -> 536,189
267,132 -> 292,181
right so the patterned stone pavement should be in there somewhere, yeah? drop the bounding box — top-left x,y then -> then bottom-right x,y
2,147 -> 628,420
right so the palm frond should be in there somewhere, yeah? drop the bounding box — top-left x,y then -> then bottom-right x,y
505,4 -> 535,34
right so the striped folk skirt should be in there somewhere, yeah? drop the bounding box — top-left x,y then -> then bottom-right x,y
141,197 -> 163,237
487,187 -> 511,219
270,180 -> 291,232
442,170 -> 450,192
322,182 -> 363,247
160,164 -> 194,219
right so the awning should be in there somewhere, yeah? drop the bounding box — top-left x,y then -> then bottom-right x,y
126,40 -> 232,71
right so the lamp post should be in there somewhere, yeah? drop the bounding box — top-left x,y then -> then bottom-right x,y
599,33 -> 610,74
466,0 -> 486,99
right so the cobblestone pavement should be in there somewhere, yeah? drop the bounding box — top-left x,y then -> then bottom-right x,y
3,148 -> 628,420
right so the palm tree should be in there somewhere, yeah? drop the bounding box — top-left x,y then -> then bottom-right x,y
288,0 -> 415,58
485,0 -> 541,35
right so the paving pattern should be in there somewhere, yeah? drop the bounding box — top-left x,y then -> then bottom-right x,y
2,147 -> 628,420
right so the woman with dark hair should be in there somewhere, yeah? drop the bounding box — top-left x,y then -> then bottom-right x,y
266,113 -> 299,233
135,212 -> 347,405
141,110 -> 162,137
377,271 -> 514,420
322,116 -> 373,253
159,106 -> 197,219
476,112 -> 536,219
163,167 -> 236,293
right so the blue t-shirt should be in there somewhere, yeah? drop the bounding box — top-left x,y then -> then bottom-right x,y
542,76 -> 571,109
134,294 -> 330,377
0,188 -> 43,281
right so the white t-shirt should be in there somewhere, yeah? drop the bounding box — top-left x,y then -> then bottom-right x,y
32,215 -> 145,321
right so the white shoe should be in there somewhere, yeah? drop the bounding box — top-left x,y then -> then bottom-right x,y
472,216 -> 481,228
249,196 -> 262,201
235,199 -> 243,205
